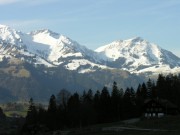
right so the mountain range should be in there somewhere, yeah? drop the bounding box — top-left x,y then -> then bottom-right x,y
0,24 -> 180,102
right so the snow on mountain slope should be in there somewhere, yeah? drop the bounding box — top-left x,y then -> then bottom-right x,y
0,25 -> 104,72
0,24 -> 24,47
0,25 -> 55,67
1,24 -> 180,74
29,29 -> 101,64
95,37 -> 180,73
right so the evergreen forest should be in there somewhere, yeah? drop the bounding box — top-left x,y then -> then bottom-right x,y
20,74 -> 180,134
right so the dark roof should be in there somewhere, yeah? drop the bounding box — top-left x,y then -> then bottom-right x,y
144,98 -> 178,109
159,99 -> 177,109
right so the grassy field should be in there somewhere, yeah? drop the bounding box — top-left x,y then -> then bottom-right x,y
0,102 -> 28,118
4,110 -> 27,117
67,116 -> 180,135
1,102 -> 180,135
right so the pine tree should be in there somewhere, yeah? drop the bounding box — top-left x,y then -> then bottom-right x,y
122,87 -> 137,118
136,84 -> 144,116
112,82 -> 119,97
37,105 -> 46,125
141,82 -> 147,100
111,81 -> 121,121
56,89 -> 71,109
118,88 -> 124,120
47,95 -> 57,130
147,78 -> 152,99
26,98 -> 37,125
123,88 -> 131,101
48,95 -> 57,113
81,89 -> 95,126
156,74 -> 166,98
93,90 -> 101,123
119,88 -> 124,98
136,84 -> 142,99
100,86 -> 111,122
122,88 -> 131,119
151,81 -> 157,99
22,98 -> 38,134
130,87 -> 136,105
67,93 -> 81,128
87,89 -> 93,101
82,89 -> 93,105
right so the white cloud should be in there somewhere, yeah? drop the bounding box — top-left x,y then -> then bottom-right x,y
0,0 -> 58,5
26,0 -> 59,6
0,0 -> 23,5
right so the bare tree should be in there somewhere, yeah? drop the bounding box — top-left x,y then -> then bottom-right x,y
57,89 -> 71,109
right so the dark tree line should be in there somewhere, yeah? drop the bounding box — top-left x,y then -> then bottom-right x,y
22,74 -> 180,133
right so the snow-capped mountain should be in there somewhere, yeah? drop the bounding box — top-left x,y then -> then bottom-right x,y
0,24 -> 107,73
1,24 -> 180,101
1,24 -> 180,75
95,37 -> 180,74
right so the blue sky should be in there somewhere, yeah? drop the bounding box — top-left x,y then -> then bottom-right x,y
0,0 -> 180,56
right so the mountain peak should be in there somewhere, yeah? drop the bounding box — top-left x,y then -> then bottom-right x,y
30,29 -> 59,37
0,25 -> 180,75
129,36 -> 144,42
0,24 -> 23,46
95,37 -> 180,72
110,37 -> 146,46
0,24 -> 9,29
122,37 -> 146,45
131,36 -> 143,40
0,24 -> 12,32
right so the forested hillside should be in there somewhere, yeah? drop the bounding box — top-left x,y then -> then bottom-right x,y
21,74 -> 180,134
